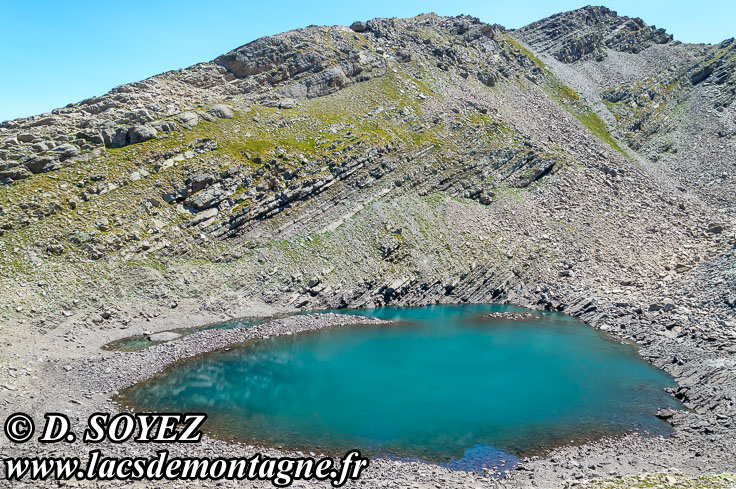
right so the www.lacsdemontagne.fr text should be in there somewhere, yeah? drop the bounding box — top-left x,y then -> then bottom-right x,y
4,449 -> 369,486
2,412 -> 369,486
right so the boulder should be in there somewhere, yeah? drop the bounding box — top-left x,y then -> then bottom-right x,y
208,104 -> 234,119
76,130 -> 105,146
690,65 -> 713,85
648,302 -> 675,312
177,112 -> 200,126
17,133 -> 36,143
101,127 -> 126,148
102,125 -> 157,148
1,137 -> 18,148
656,408 -> 676,420
187,173 -> 215,195
46,244 -> 64,255
127,125 -> 157,144
350,21 -> 368,32
198,110 -> 216,122
395,49 -> 413,63
122,108 -> 154,124
0,165 -> 32,183
478,71 -> 498,87
50,143 -> 80,160
279,98 -> 297,109
151,120 -> 179,133
31,141 -> 52,152
25,156 -> 61,174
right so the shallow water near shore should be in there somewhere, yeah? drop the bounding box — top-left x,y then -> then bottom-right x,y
122,304 -> 680,472
103,317 -> 265,351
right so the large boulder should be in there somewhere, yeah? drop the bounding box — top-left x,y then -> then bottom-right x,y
279,98 -> 297,109
25,156 -> 61,174
127,125 -> 157,144
76,130 -> 105,146
350,21 -> 368,32
395,49 -> 413,63
186,173 -> 215,195
31,141 -> 53,152
177,112 -> 200,127
101,127 -> 126,148
0,165 -> 32,183
17,133 -> 36,143
50,143 -> 80,160
208,104 -> 234,119
102,125 -> 157,148
152,120 -> 180,133
1,137 -> 18,148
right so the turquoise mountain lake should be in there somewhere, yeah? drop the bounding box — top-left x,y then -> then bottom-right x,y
122,304 -> 680,471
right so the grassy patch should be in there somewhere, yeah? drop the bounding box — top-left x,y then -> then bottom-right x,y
503,34 -> 627,157
576,109 -> 626,155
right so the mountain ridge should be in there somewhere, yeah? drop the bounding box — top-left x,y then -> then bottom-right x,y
5,5 -> 728,124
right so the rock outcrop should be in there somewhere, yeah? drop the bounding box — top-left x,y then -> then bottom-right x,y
515,6 -> 672,63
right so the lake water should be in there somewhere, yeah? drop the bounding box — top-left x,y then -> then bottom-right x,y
121,304 -> 680,472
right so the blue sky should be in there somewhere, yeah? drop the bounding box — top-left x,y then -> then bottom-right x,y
1,0 -> 733,121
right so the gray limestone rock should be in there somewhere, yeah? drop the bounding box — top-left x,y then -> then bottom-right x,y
25,156 -> 61,174
147,332 -> 182,342
208,104 -> 234,119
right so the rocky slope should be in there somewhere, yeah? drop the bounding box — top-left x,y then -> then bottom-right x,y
0,6 -> 735,488
516,5 -> 736,211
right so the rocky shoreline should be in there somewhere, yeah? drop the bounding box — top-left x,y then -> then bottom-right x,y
482,311 -> 542,321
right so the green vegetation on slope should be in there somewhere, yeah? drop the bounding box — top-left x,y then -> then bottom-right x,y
504,35 -> 627,157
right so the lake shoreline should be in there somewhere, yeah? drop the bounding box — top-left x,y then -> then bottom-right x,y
119,304 -> 679,473
2,301 -> 734,488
